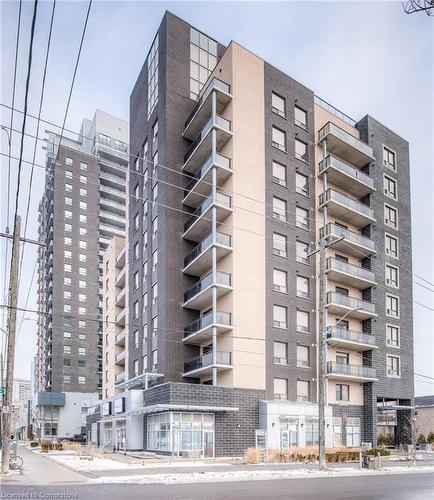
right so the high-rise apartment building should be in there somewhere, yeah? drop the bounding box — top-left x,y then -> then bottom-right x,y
36,110 -> 129,439
92,12 -> 413,457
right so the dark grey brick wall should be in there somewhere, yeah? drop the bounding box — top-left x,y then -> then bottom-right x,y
263,63 -> 317,402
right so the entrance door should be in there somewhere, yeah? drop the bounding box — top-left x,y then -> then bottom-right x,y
203,430 -> 214,458
281,430 -> 290,449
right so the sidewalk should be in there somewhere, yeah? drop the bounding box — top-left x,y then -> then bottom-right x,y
0,444 -> 87,485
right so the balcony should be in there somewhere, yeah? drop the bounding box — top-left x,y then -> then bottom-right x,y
326,361 -> 377,382
319,155 -> 375,197
99,223 -> 125,239
115,267 -> 127,288
183,350 -> 232,378
183,153 -> 232,208
99,171 -> 126,189
116,247 -> 126,268
320,223 -> 376,257
183,311 -> 232,345
99,184 -> 125,203
327,328 -> 377,351
115,307 -> 127,326
326,257 -> 376,290
183,232 -> 232,277
183,192 -> 232,242
318,122 -> 374,167
115,350 -> 125,365
184,78 -> 232,140
115,329 -> 126,346
326,292 -> 377,320
99,197 -> 126,217
183,271 -> 232,310
115,287 -> 126,307
100,211 -> 125,229
115,371 -> 125,384
183,115 -> 232,174
319,189 -> 375,227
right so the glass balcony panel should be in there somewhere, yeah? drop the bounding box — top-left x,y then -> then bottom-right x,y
327,361 -> 376,380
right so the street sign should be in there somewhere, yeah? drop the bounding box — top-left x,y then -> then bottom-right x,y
0,388 -> 5,395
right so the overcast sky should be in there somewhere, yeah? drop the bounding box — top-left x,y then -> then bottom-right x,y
1,1 -> 433,395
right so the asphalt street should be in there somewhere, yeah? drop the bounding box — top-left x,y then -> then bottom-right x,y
2,473 -> 434,500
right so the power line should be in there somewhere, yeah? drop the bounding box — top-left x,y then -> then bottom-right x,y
414,273 -> 434,288
414,280 -> 434,293
414,372 -> 434,381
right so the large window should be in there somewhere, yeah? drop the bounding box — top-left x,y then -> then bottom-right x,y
273,378 -> 287,400
272,127 -> 286,152
273,269 -> 287,293
273,196 -> 287,222
386,294 -> 399,318
384,175 -> 397,200
272,92 -> 286,117
295,138 -> 308,163
383,146 -> 396,171
387,355 -> 400,378
295,172 -> 309,196
386,324 -> 400,347
335,384 -> 349,402
296,206 -> 309,230
305,417 -> 318,446
296,345 -> 310,368
384,204 -> 398,229
346,417 -> 361,447
273,341 -> 287,365
273,305 -> 287,329
385,233 -> 399,258
297,380 -> 310,402
147,35 -> 159,117
272,161 -> 287,186
273,232 -> 287,257
296,276 -> 309,299
296,310 -> 309,333
385,264 -> 399,288
190,28 -> 218,100
296,241 -> 309,264
294,105 -> 307,129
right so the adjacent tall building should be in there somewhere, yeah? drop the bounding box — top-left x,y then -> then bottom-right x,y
36,110 -> 129,439
90,12 -> 414,457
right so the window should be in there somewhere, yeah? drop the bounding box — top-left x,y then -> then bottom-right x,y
152,250 -> 158,272
385,233 -> 399,258
305,417 -> 319,446
295,172 -> 309,196
385,204 -> 398,229
336,351 -> 349,365
333,417 -> 342,447
296,206 -> 309,230
79,267 -> 86,276
386,294 -> 399,318
294,105 -> 307,129
152,150 -> 158,176
273,342 -> 287,365
64,264 -> 72,273
386,264 -> 399,288
297,380 -> 310,402
80,161 -> 87,171
346,417 -> 361,447
296,241 -> 309,264
65,210 -> 72,219
65,183 -> 72,193
143,168 -> 148,186
80,201 -> 87,210
273,269 -> 287,293
79,214 -> 87,224
133,301 -> 139,320
143,139 -> 148,159
387,354 -> 400,378
63,358 -> 71,367
79,227 -> 86,236
65,171 -> 72,179
65,196 -> 72,205
272,161 -> 287,186
143,260 -> 148,278
386,324 -> 400,347
63,345 -> 71,354
63,374 -> 71,384
271,92 -> 286,117
134,184 -> 140,201
296,276 -> 309,299
65,223 -> 72,232
64,237 -> 72,246
384,175 -> 397,200
79,240 -> 86,250
335,384 -> 349,402
142,355 -> 148,373
152,121 -> 158,143
78,306 -> 86,315
80,175 -> 87,184
383,146 -> 396,171
152,216 -> 158,239
63,331 -> 71,339
297,345 -> 310,367
79,254 -> 86,262
134,214 -> 139,232
133,156 -> 139,172
152,183 -> 158,203
144,230 -> 148,248
133,330 -> 139,349
79,293 -> 86,302
79,320 -> 85,329
133,271 -> 139,290
78,347 -> 86,356
78,376 -> 86,385
273,305 -> 287,329
65,157 -> 73,166
152,282 -> 158,304
273,196 -> 287,221
273,378 -> 287,400
147,34 -> 159,116
152,349 -> 158,369
64,291 -> 71,300
64,250 -> 72,259
273,232 -> 287,257
78,334 -> 86,342
133,242 -> 139,261
272,127 -> 286,152
64,277 -> 71,285
295,138 -> 308,163
189,28 -> 218,100
143,292 -> 148,312
296,310 -> 309,333
152,315 -> 158,335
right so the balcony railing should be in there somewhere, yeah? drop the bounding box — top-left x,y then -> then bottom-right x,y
320,189 -> 374,220
327,292 -> 376,315
327,257 -> 375,283
184,311 -> 232,337
320,223 -> 376,253
327,361 -> 376,379
184,271 -> 231,303
319,155 -> 374,190
115,351 -> 125,363
318,122 -> 373,158
184,192 -> 231,233
115,372 -> 125,383
184,115 -> 231,163
327,328 -> 376,347
185,153 -> 232,196
184,350 -> 232,373
184,232 -> 231,268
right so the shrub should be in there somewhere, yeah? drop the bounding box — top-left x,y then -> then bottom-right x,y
245,447 -> 261,464
366,447 -> 391,456
30,441 -> 39,448
377,434 -> 395,447
417,434 -> 427,445
427,432 -> 434,444
41,440 -> 52,453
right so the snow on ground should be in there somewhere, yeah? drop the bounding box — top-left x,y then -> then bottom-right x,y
46,454 -> 136,471
88,465 -> 434,485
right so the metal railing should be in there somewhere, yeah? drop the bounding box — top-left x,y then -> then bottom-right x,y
327,257 -> 375,283
327,361 -> 376,379
320,189 -> 374,219
184,271 -> 231,303
184,310 -> 232,337
320,223 -> 376,252
184,232 -> 232,267
115,331 -> 126,343
184,350 -> 232,373
115,308 -> 127,323
185,78 -> 231,128
185,153 -> 232,195
115,351 -> 125,362
184,192 -> 231,232
319,155 -> 374,189
327,292 -> 376,314
327,327 -> 376,346
318,122 -> 373,158
184,115 -> 231,163
314,95 -> 357,127
115,372 -> 126,383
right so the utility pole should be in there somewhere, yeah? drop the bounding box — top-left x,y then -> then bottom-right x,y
1,215 -> 21,474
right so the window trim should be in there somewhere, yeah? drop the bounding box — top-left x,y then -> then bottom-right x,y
386,323 -> 400,349
384,203 -> 398,230
295,137 -> 309,164
271,126 -> 287,153
271,92 -> 286,119
386,293 -> 400,319
385,263 -> 399,289
382,145 -> 397,172
294,105 -> 308,130
383,173 -> 398,201
385,232 -> 399,260
386,354 -> 401,379
272,160 -> 287,187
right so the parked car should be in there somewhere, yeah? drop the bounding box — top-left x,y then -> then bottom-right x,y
62,434 -> 86,443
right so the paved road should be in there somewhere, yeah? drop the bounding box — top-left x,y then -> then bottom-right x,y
2,472 -> 434,499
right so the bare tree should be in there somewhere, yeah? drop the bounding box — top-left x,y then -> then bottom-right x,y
402,0 -> 434,15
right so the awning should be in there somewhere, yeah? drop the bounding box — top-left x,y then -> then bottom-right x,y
119,372 -> 164,390
129,403 -> 239,415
